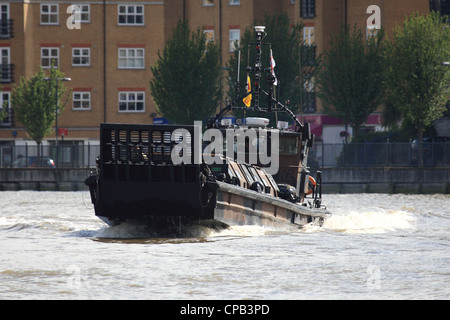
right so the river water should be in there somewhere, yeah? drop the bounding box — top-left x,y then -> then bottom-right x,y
0,191 -> 448,300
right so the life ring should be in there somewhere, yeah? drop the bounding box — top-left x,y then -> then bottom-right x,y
306,176 -> 316,195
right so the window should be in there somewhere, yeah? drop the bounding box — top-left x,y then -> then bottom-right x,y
0,4 -> 12,39
302,76 -> 316,113
229,29 -> 240,52
302,26 -> 316,65
366,26 -> 379,41
73,92 -> 91,110
300,0 -> 315,19
41,47 -> 59,68
0,47 -> 12,83
229,0 -> 240,5
118,5 -> 144,25
41,4 -> 59,25
72,4 -> 90,23
303,27 -> 315,45
204,29 -> 215,43
0,91 -> 10,126
203,0 -> 214,6
118,48 -> 145,69
119,92 -> 145,112
72,48 -> 90,66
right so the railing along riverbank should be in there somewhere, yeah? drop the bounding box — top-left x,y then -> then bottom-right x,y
0,142 -> 449,193
0,167 -> 449,194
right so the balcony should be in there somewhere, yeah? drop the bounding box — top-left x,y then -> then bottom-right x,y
301,45 -> 316,66
301,91 -> 316,113
0,19 -> 14,39
0,64 -> 14,83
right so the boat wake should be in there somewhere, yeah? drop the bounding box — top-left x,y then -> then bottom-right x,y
90,204 -> 417,240
93,220 -> 293,240
322,207 -> 417,234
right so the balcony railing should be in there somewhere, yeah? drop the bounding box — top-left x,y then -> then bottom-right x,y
301,45 -> 316,66
0,19 -> 14,38
301,91 -> 316,113
0,64 -> 14,83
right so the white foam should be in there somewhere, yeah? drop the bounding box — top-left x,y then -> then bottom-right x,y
323,207 -> 417,234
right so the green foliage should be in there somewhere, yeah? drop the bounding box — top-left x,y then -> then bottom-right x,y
226,12 -> 314,122
0,100 -> 7,122
0,84 -> 7,122
316,25 -> 386,141
384,11 -> 450,166
150,19 -> 222,125
11,67 -> 71,145
385,11 -> 449,131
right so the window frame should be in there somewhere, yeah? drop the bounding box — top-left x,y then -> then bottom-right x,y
229,29 -> 240,52
0,47 -> 12,83
203,29 -> 215,43
72,47 -> 91,67
300,0 -> 315,19
303,26 -> 315,46
118,48 -> 145,69
118,4 -> 144,26
229,0 -> 240,6
118,91 -> 145,113
72,4 -> 90,23
72,91 -> 91,111
203,0 -> 214,6
40,4 -> 59,25
0,4 -> 11,38
41,47 -> 59,69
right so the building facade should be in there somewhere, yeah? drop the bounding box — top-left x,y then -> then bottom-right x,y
0,0 -> 432,166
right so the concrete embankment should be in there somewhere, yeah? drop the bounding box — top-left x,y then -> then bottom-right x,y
321,167 -> 450,194
0,168 -> 93,191
0,167 -> 449,194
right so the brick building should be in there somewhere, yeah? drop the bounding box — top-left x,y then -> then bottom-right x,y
0,0 -> 433,165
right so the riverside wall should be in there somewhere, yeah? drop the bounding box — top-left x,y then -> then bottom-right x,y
0,167 -> 449,194
320,167 -> 450,194
0,168 -> 93,191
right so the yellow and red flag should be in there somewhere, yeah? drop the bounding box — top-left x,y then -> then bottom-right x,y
242,75 -> 252,107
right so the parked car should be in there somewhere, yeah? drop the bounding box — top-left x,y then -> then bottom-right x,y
13,156 -> 56,168
411,136 -> 450,166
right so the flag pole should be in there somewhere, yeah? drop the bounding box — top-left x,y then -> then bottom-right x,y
236,50 -> 240,100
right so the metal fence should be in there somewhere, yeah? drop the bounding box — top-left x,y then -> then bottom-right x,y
310,142 -> 450,168
0,143 -> 100,168
0,141 -> 449,168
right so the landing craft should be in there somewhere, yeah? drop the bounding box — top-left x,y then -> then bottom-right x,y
85,26 -> 331,234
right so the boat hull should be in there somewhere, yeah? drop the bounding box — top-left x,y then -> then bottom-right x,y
213,181 -> 329,228
85,123 -> 330,233
88,177 -> 329,231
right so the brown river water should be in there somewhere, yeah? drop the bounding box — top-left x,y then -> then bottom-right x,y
0,191 -> 448,300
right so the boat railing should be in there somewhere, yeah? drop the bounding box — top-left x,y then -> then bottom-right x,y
99,123 -> 200,184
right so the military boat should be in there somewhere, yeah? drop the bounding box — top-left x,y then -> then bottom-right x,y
85,26 -> 330,233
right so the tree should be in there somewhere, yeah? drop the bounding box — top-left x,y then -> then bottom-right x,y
11,67 -> 70,154
316,25 -> 386,141
0,82 -> 8,123
385,11 -> 450,167
150,19 -> 222,125
226,13 -> 314,122
0,88 -> 7,122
